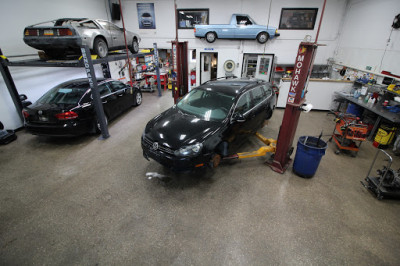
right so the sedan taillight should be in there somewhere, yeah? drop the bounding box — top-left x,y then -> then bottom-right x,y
22,110 -> 29,118
55,111 -> 78,120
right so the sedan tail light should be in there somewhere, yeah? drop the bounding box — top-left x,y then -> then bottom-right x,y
25,29 -> 38,36
22,110 -> 29,118
55,111 -> 78,120
58,28 -> 73,36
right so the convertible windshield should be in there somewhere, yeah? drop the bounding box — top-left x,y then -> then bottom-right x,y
177,88 -> 235,121
37,84 -> 87,105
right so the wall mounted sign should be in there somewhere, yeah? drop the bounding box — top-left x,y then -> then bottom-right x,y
279,8 -> 318,30
137,3 -> 156,29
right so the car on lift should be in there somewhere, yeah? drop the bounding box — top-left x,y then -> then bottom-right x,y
194,14 -> 280,43
23,18 -> 141,58
141,77 -> 276,171
22,78 -> 142,137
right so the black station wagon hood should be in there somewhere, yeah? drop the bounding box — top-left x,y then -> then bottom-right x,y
145,106 -> 222,149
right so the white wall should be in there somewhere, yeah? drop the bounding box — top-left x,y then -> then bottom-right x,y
0,0 -> 110,129
334,0 -> 400,74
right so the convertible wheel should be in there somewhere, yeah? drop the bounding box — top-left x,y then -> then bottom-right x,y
96,114 -> 108,133
256,32 -> 269,44
133,91 -> 142,106
206,32 -> 217,43
94,38 -> 108,58
129,38 -> 139,54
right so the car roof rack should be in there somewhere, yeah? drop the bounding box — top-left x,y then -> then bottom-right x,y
201,75 -> 238,85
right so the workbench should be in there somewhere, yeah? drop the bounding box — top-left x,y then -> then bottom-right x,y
334,91 -> 400,139
143,72 -> 168,90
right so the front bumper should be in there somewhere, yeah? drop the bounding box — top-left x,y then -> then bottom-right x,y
141,137 -> 211,171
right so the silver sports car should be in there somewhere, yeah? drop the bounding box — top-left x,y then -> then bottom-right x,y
23,18 -> 141,58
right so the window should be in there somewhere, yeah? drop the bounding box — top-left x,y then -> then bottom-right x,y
98,84 -> 111,97
98,21 -> 121,31
109,81 -> 126,92
251,86 -> 265,106
177,9 -> 209,29
262,84 -> 273,97
236,16 -> 252,26
279,8 -> 318,30
235,92 -> 252,115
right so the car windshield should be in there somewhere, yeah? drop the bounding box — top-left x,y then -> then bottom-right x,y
37,84 -> 87,105
176,88 -> 235,121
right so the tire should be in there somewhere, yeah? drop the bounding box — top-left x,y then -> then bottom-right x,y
256,32 -> 269,44
133,91 -> 142,106
95,114 -> 108,133
206,32 -> 217,43
265,109 -> 273,120
93,37 -> 108,58
129,38 -> 139,54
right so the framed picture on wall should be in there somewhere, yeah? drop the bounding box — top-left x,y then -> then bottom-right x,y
177,9 -> 209,29
137,3 -> 156,29
279,8 -> 318,30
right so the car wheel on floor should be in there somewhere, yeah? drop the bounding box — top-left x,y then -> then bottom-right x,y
94,37 -> 108,58
133,91 -> 142,106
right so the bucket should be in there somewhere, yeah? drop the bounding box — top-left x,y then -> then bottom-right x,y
293,136 -> 328,178
346,103 -> 363,117
373,124 -> 397,148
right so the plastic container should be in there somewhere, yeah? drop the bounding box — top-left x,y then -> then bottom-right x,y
346,103 -> 363,117
373,124 -> 397,148
293,136 -> 328,178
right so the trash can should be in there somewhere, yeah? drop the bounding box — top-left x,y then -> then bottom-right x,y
293,136 -> 328,178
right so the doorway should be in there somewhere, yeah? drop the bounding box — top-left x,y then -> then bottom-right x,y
200,52 -> 218,84
241,54 -> 274,82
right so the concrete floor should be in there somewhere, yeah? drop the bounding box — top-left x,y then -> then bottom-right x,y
1,91 -> 400,265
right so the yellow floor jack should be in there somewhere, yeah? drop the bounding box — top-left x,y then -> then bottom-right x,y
222,132 -> 277,162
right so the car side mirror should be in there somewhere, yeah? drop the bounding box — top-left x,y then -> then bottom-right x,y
19,94 -> 27,101
231,113 -> 245,123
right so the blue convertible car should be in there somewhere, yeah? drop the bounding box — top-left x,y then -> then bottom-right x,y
194,14 -> 280,43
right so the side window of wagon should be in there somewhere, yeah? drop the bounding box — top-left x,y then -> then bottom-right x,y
251,86 -> 265,106
262,84 -> 273,97
234,92 -> 252,115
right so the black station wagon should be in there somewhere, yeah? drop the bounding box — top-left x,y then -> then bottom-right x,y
141,78 -> 276,171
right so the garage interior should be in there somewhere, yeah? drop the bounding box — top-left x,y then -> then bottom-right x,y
1,0 -> 400,264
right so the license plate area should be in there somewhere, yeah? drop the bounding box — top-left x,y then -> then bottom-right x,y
39,116 -> 49,122
44,30 -> 54,36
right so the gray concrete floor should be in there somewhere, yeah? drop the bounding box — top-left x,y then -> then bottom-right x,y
1,91 -> 400,265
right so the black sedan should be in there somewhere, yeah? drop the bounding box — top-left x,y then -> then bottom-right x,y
23,78 -> 142,136
141,78 -> 276,171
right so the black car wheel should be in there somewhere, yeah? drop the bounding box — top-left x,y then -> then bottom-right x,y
256,32 -> 269,44
94,37 -> 108,58
133,91 -> 142,106
129,38 -> 139,54
96,114 -> 108,133
265,109 -> 273,120
206,32 -> 217,43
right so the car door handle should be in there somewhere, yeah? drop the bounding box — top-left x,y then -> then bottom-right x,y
102,100 -> 108,104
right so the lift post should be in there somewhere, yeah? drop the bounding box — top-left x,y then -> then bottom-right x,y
268,42 -> 319,173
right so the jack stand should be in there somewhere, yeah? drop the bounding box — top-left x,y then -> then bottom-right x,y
223,132 -> 277,160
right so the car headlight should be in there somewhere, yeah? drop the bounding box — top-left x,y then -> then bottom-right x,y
174,143 -> 203,157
